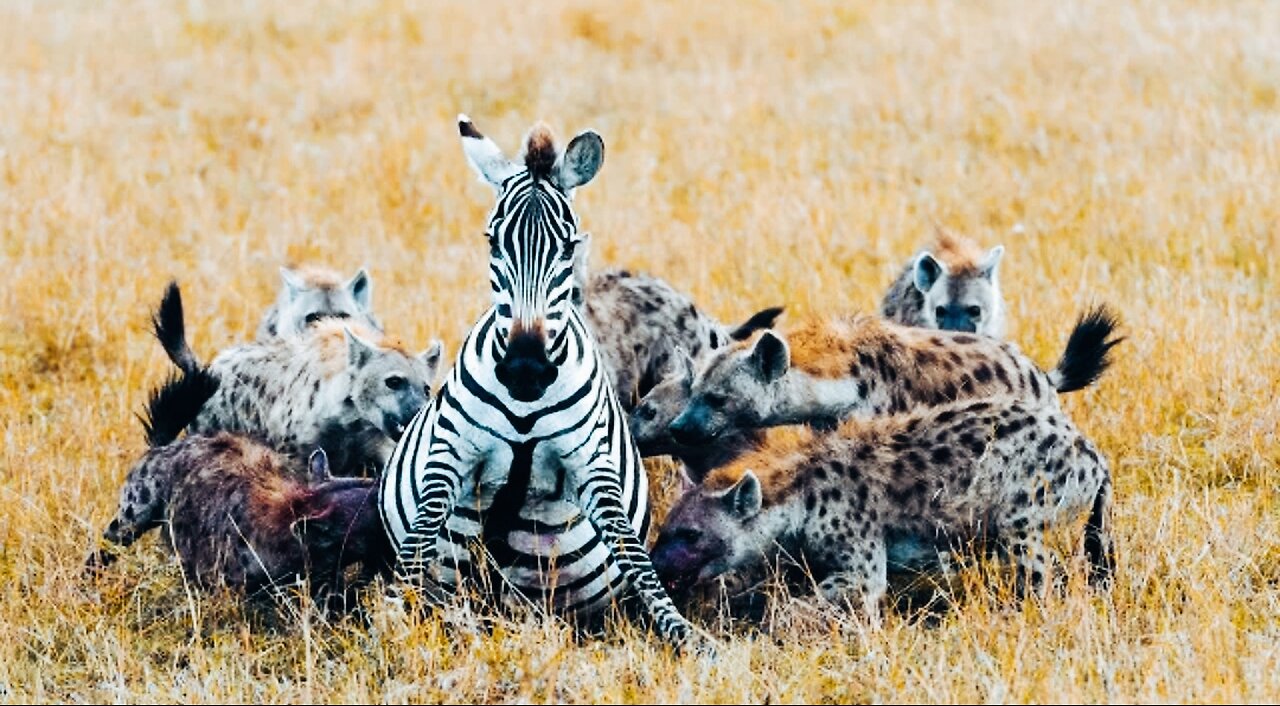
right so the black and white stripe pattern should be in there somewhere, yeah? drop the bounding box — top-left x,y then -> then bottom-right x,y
379,116 -> 696,649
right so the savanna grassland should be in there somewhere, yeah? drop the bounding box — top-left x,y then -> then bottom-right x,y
1,0 -> 1278,702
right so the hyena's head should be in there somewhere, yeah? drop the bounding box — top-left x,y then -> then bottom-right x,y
629,349 -> 696,453
651,470 -> 764,594
667,332 -> 789,445
458,114 -> 604,402
912,245 -> 1005,337
273,266 -> 380,337
343,327 -> 443,440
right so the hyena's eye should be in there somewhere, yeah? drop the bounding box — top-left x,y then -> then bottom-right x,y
704,392 -> 729,409
385,375 -> 408,391
636,406 -> 656,421
935,306 -> 947,320
966,306 -> 982,319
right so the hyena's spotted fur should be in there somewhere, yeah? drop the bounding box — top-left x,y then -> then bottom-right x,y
651,396 -> 1115,619
668,305 -> 1122,446
256,265 -> 383,341
86,432 -> 391,596
153,282 -> 442,475
575,254 -> 783,410
880,230 -> 1006,337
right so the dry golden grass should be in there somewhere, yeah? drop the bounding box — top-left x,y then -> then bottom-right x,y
1,0 -> 1278,701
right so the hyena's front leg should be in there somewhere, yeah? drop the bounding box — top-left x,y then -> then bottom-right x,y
1001,516 -> 1052,601
813,534 -> 889,624
577,465 -> 707,655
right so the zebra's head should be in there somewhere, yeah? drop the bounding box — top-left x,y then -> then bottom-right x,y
459,114 -> 604,402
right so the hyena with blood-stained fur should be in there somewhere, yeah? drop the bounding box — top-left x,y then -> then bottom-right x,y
651,396 -> 1115,619
668,305 -> 1122,448
153,282 -> 442,476
256,265 -> 383,341
880,229 -> 1006,338
571,241 -> 783,410
87,373 -> 392,595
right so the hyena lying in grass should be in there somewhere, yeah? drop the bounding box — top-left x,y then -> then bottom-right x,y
880,229 -> 1006,337
651,396 -> 1115,619
574,247 -> 783,410
154,282 -> 442,475
256,265 -> 383,341
668,305 -> 1122,446
87,373 -> 391,595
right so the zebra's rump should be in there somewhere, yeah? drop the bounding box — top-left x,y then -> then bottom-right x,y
433,499 -> 631,616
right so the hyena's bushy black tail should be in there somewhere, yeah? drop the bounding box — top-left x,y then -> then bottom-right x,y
1084,480 -> 1115,588
1049,304 -> 1125,393
729,306 -> 786,341
153,280 -> 201,375
139,367 -> 219,447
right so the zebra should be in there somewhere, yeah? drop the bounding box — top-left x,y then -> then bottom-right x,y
378,116 -> 703,653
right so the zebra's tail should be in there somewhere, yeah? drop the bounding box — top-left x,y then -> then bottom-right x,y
1048,304 -> 1124,393
153,280 -> 201,375
728,305 -> 785,341
138,368 -> 219,447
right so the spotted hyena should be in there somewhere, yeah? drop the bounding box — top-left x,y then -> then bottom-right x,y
86,422 -> 391,596
651,396 -> 1114,619
668,305 -> 1121,446
880,230 -> 1006,337
256,265 -> 383,341
574,253 -> 783,410
153,282 -> 442,475
628,349 -> 766,483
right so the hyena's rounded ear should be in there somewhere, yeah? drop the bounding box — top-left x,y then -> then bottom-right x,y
418,339 -> 444,381
723,470 -> 763,518
280,267 -> 307,299
347,267 -> 372,309
307,448 -> 331,482
979,245 -> 1005,281
555,130 -> 604,193
912,252 -> 945,294
343,326 -> 378,368
458,113 -> 520,189
671,346 -> 697,386
750,331 -> 790,383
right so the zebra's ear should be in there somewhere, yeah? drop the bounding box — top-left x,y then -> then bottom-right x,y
307,448 -> 331,482
459,114 -> 520,188
344,327 -> 378,368
418,339 -> 444,381
280,267 -> 307,300
723,470 -> 763,519
913,252 -> 945,294
979,245 -> 1004,281
346,268 -> 372,310
750,331 -> 790,383
555,130 -> 605,192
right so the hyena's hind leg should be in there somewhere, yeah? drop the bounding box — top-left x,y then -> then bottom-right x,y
85,455 -> 168,572
1083,479 -> 1115,589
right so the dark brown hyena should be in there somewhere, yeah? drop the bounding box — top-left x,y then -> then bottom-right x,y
86,433 -> 391,597
651,396 -> 1115,620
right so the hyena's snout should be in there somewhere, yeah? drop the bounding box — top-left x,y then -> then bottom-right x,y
495,328 -> 558,402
